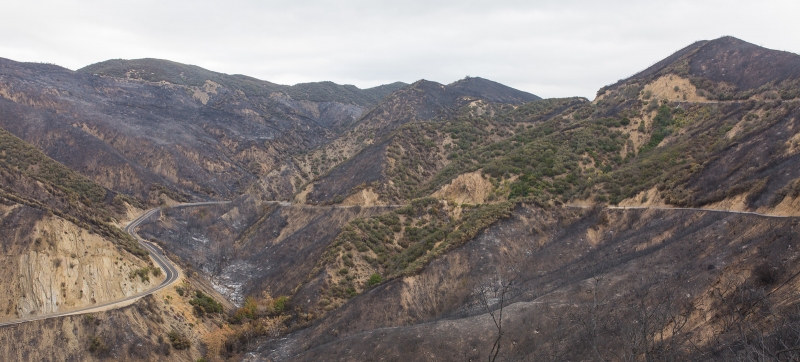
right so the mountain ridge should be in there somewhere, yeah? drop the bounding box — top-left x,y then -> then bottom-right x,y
77,58 -> 408,107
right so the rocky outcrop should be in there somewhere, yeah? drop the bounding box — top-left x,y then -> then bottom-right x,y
0,204 -> 158,321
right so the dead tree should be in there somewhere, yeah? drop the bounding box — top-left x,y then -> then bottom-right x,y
474,273 -> 517,362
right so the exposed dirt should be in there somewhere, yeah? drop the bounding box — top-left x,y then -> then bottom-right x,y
641,75 -> 709,103
341,188 -> 384,206
0,279 -> 227,362
431,171 -> 493,205
0,204 -> 157,322
3,36 -> 800,362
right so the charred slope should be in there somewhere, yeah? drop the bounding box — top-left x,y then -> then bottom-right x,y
0,123 -> 238,360
127,36 -> 800,361
584,38 -> 800,209
355,77 -> 539,140
0,126 -> 145,256
79,58 -> 406,108
0,57 -> 402,202
448,76 -> 541,104
251,206 -> 800,361
138,197 -> 393,305
602,36 -> 800,100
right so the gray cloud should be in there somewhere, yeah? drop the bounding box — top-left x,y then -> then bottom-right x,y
2,0 -> 799,98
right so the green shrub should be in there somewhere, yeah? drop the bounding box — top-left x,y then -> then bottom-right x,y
368,273 -> 382,286
189,290 -> 223,315
640,104 -> 674,153
273,296 -> 288,313
130,267 -> 152,283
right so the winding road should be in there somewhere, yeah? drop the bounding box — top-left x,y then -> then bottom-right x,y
0,201 -> 229,328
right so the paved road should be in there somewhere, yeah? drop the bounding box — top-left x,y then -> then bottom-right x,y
0,201 -> 229,328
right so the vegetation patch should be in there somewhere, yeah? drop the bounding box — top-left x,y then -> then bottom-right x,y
189,290 -> 223,316
315,197 -> 517,310
129,266 -> 162,283
167,330 -> 191,350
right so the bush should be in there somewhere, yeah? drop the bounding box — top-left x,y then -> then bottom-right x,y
167,330 -> 191,350
88,335 -> 108,355
273,296 -> 288,313
368,273 -> 382,286
189,290 -> 223,316
130,267 -> 151,283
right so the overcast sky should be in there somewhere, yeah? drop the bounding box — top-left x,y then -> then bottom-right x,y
2,0 -> 799,99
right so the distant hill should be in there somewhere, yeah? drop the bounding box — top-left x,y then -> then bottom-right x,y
448,76 -> 540,104
78,58 -> 407,108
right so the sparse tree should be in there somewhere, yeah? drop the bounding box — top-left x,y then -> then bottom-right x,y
472,272 -> 517,362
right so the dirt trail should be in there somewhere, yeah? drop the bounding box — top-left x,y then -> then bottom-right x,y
566,204 -> 794,218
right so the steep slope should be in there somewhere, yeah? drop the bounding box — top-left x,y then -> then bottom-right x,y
0,57 -> 404,203
254,206 -> 800,361
3,35 -> 799,362
0,126 -> 144,254
586,36 -> 800,210
137,195 -> 394,306
0,126 -> 161,321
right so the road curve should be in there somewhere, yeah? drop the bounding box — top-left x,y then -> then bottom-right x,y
0,201 -> 230,328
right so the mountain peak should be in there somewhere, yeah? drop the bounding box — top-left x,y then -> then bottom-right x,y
604,36 -> 800,99
448,76 -> 540,103
689,36 -> 800,90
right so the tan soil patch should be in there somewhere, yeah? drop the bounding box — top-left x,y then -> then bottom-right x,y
618,187 -> 665,207
341,188 -> 384,206
431,171 -> 493,205
293,183 -> 314,204
704,193 -> 748,212
619,118 -> 647,151
787,128 -> 800,155
192,80 -> 220,105
641,75 -> 710,103
763,195 -> 800,216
